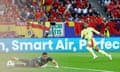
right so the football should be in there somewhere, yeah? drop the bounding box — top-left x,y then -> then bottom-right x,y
6,60 -> 15,68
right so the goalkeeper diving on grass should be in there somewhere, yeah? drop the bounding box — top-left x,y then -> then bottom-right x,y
7,52 -> 59,68
81,22 -> 112,60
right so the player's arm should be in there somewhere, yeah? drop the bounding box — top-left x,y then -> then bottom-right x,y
81,30 -> 85,39
52,59 -> 59,68
92,28 -> 100,34
92,28 -> 104,37
48,57 -> 59,68
35,63 -> 41,68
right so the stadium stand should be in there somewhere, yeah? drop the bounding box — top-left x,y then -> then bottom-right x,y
100,0 -> 120,19
15,0 -> 100,22
0,0 -> 120,38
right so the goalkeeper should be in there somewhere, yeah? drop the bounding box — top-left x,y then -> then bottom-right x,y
10,52 -> 59,68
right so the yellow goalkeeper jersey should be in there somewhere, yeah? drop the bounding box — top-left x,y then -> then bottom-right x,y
81,27 -> 100,40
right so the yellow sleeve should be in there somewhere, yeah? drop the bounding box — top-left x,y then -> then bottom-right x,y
81,30 -> 84,38
92,28 -> 100,35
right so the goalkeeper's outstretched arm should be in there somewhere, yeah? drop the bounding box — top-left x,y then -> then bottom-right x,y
52,59 -> 59,68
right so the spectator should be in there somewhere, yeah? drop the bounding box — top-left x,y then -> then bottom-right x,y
95,15 -> 103,24
31,0 -> 39,10
48,15 -> 54,22
64,0 -> 71,14
104,0 -> 111,6
49,9 -> 58,17
34,9 -> 41,21
53,0 -> 60,10
26,8 -> 31,18
68,15 -> 74,21
88,8 -> 94,16
77,7 -> 82,16
72,0 -> 77,8
45,0 -> 54,11
28,11 -> 35,20
20,8 -> 27,19
40,13 -> 48,22
64,11 -> 71,18
69,6 -> 76,17
0,1 -> 5,16
107,1 -> 115,12
57,3 -> 66,18
111,9 -> 120,18
74,14 -> 79,21
82,6 -> 88,16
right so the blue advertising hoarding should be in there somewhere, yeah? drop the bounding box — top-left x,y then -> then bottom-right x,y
0,37 -> 120,52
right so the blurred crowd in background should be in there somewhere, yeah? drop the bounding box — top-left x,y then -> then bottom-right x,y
0,0 -> 120,22
0,0 -> 120,38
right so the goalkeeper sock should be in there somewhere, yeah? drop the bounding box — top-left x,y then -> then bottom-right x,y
98,50 -> 109,57
87,47 -> 97,57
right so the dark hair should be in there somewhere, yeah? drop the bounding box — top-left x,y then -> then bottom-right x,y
42,52 -> 48,55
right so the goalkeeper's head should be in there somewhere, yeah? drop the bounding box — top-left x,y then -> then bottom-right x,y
41,52 -> 48,60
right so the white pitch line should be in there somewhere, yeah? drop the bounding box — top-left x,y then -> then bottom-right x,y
49,65 -> 113,72
60,66 -> 113,72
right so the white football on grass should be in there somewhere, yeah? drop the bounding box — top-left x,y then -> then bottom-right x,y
6,60 -> 15,67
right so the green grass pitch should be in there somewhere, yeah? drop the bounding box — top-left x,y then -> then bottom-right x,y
0,52 -> 120,72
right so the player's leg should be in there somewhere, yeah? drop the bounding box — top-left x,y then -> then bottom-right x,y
86,40 -> 98,59
92,39 -> 112,60
13,60 -> 38,67
14,64 -> 26,67
86,46 -> 98,59
94,46 -> 112,60
11,56 -> 30,62
10,56 -> 30,67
